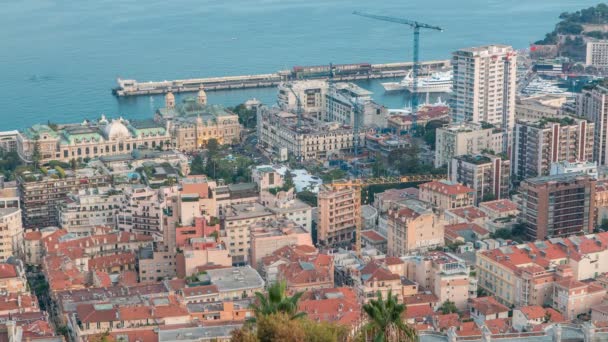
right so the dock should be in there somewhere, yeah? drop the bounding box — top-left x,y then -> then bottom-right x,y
112,60 -> 450,97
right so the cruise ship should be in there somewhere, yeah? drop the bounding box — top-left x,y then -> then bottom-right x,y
382,71 -> 453,93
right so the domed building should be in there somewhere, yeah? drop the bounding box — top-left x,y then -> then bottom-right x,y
18,116 -> 171,163
155,95 -> 242,152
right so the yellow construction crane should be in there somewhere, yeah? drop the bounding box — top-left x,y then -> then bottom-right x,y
329,173 -> 446,256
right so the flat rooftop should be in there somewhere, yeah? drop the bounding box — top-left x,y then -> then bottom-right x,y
224,202 -> 273,221
206,266 -> 264,292
159,325 -> 242,342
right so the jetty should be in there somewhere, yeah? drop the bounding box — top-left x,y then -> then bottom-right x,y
113,60 -> 450,97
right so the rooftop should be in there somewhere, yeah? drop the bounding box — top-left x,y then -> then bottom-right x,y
206,266 -> 265,292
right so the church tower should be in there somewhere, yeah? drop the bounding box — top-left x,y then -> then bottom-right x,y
197,86 -> 207,106
165,91 -> 175,109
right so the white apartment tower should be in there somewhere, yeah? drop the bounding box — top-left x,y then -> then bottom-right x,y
451,45 -> 517,151
578,84 -> 608,165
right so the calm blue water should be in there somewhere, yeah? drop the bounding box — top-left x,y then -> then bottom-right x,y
0,0 -> 600,129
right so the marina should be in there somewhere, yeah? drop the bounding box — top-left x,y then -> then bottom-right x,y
113,60 -> 450,97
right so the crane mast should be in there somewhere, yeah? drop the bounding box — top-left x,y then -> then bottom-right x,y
353,11 -> 443,132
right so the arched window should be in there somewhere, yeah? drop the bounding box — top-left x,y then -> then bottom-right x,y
85,147 -> 89,155
77,148 -> 82,156
152,141 -> 156,148
93,147 -> 98,154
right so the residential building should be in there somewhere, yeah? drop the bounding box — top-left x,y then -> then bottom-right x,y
519,173 -> 595,240
23,227 -> 60,266
298,287 -> 362,328
326,83 -> 388,128
444,223 -> 490,245
222,202 -> 274,265
553,279 -> 606,320
478,199 -> 519,233
387,200 -> 445,255
512,306 -> 564,332
373,188 -> 419,213
0,262 -> 27,294
419,180 -> 476,210
252,166 -> 284,191
0,131 -> 19,152
469,296 -> 510,324
58,187 -> 124,234
356,260 -> 403,303
550,160 -> 598,179
0,208 -> 22,259
18,167 -> 111,228
256,106 -> 366,161
178,176 -> 217,222
261,189 -> 313,231
586,40 -> 608,68
360,230 -> 387,253
17,117 -> 170,164
578,84 -> 608,165
444,206 -> 488,225
155,91 -> 242,150
515,94 -> 568,121
277,80 -> 327,120
317,185 -> 361,246
511,118 -> 594,183
477,232 -> 608,308
451,45 -> 517,133
249,218 -> 312,268
449,154 -> 510,203
387,105 -> 449,134
434,122 -> 503,167
261,245 -> 334,293
206,266 -> 265,300
117,186 -> 166,241
175,242 -> 232,278
403,252 -> 472,310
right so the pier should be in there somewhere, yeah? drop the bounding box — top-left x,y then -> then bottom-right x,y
113,60 -> 450,97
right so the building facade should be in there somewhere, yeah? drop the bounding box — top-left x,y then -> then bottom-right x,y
578,84 -> 608,165
449,154 -> 510,203
511,118 -> 594,183
451,45 -> 517,134
419,181 -> 476,211
18,117 -> 170,164
519,173 -> 596,240
155,91 -> 242,151
586,41 -> 608,68
278,80 -> 327,120
434,123 -> 503,167
387,201 -> 444,256
317,185 -> 361,246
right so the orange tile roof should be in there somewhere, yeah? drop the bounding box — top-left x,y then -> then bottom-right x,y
434,313 -> 460,330
383,256 -> 404,266
406,304 -> 434,319
470,296 -> 509,316
361,230 -> 386,242
299,287 -> 361,327
479,199 -> 518,213
88,252 -> 136,271
0,264 -> 17,279
445,223 -> 490,236
447,206 -> 487,221
420,181 -> 475,196
23,231 -> 42,241
403,293 -> 439,306
484,318 -> 512,334
455,321 -> 481,337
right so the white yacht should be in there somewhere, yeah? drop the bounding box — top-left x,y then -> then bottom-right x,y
382,71 -> 453,93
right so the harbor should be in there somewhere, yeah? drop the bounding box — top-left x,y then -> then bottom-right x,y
112,60 -> 450,97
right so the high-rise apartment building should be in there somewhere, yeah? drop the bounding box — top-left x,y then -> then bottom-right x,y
519,173 -> 596,241
449,154 -> 510,203
451,45 -> 517,152
586,41 -> 608,68
317,185 -> 361,246
578,84 -> 608,165
511,118 -> 594,183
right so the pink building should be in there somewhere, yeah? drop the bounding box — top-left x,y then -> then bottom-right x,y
552,278 -> 606,320
250,218 -> 312,268
175,217 -> 220,248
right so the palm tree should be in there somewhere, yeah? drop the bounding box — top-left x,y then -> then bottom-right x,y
250,281 -> 306,320
361,290 -> 418,342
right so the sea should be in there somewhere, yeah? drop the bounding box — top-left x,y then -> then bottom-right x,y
0,0 -> 601,130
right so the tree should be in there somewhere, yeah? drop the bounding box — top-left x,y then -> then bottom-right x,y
491,228 -> 513,240
250,281 -> 306,320
206,138 -> 220,155
543,310 -> 552,323
31,137 -> 41,169
360,290 -> 417,342
190,154 -> 205,175
282,170 -> 295,191
439,300 -> 459,315
481,192 -> 496,202
297,190 -> 317,207
231,313 -> 347,342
